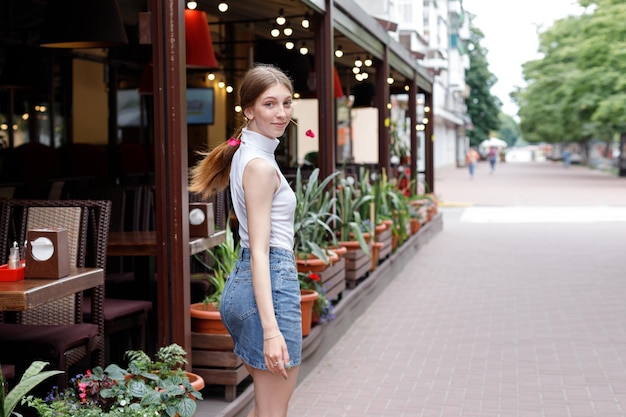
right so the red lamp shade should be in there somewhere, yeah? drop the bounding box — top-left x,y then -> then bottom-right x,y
333,67 -> 344,98
185,9 -> 218,69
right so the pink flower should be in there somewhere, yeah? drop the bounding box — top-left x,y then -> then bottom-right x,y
227,137 -> 241,147
305,129 -> 315,138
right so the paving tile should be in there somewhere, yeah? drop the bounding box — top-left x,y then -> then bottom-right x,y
288,162 -> 626,416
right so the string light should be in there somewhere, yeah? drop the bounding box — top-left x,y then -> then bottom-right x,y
334,46 -> 344,58
301,12 -> 310,29
299,42 -> 308,55
276,9 -> 286,25
186,1 -> 197,10
285,41 -> 295,50
218,2 -> 228,12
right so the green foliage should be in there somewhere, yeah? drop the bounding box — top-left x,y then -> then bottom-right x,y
335,170 -> 372,256
22,344 -> 201,417
465,23 -> 502,146
1,361 -> 62,417
293,168 -> 340,263
194,224 -> 239,308
514,1 -> 626,146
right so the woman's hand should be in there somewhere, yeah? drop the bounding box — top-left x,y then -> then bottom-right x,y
264,334 -> 290,379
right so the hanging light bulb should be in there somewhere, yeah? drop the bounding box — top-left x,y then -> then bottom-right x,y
285,41 -> 295,50
404,84 -> 410,91
293,92 -> 301,99
235,105 -> 242,112
226,85 -> 234,93
186,1 -> 197,9
361,72 -> 369,79
283,22 -> 293,36
218,2 -> 228,12
218,80 -> 225,89
207,72 -> 215,81
352,67 -> 360,74
270,24 -> 280,37
355,73 -> 363,81
354,57 -> 362,67
334,45 -> 344,58
276,8 -> 286,25
387,75 -> 394,84
364,55 -> 373,67
301,12 -> 310,29
299,42 -> 308,55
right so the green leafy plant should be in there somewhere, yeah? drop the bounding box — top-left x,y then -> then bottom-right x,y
1,361 -> 62,417
335,170 -> 373,256
22,344 -> 202,417
193,224 -> 239,308
293,168 -> 341,263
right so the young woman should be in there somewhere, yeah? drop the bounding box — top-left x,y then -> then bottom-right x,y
189,64 -> 300,417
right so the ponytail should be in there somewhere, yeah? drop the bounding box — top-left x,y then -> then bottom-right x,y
189,127 -> 243,199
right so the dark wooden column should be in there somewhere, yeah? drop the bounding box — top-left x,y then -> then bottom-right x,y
375,48 -> 390,177
408,77 -> 418,196
424,91 -> 434,193
150,0 -> 192,353
315,0 -> 335,180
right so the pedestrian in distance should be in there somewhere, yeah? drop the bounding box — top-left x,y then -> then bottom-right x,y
189,64 -> 300,417
465,147 -> 479,179
488,146 -> 498,174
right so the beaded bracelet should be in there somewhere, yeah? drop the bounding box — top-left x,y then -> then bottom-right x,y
263,332 -> 282,341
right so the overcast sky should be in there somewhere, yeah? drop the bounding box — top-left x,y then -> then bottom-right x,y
462,0 -> 584,117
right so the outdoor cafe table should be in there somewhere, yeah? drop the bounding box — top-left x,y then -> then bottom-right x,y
0,267 -> 104,311
107,230 -> 226,257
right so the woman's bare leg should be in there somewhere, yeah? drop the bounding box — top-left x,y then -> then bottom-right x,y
245,364 -> 300,417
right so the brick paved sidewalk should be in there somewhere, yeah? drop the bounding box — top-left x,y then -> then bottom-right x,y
288,162 -> 626,417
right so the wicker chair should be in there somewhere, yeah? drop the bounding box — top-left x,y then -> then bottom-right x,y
0,199 -> 111,388
64,185 -> 153,362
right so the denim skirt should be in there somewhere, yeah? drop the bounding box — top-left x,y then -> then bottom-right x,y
219,247 -> 302,370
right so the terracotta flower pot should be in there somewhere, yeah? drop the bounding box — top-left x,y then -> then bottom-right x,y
190,302 -> 228,334
328,245 -> 347,260
300,289 -> 319,336
410,218 -> 422,235
370,242 -> 385,271
296,252 -> 338,273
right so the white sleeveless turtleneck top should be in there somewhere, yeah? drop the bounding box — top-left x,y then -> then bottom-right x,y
229,128 -> 296,251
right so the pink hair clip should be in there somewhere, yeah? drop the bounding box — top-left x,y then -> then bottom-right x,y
305,129 -> 315,138
227,137 -> 241,147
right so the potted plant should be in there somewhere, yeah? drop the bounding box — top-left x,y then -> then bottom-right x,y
1,361 -> 62,417
335,171 -> 372,256
293,168 -> 341,271
298,272 -> 335,326
22,344 -> 203,417
190,225 -> 239,334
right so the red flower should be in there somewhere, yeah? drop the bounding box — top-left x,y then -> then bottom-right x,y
305,129 -> 315,138
308,273 -> 321,282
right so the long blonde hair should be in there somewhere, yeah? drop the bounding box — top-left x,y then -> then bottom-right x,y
188,64 -> 294,199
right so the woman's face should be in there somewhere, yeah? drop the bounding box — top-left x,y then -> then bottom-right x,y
245,83 -> 292,139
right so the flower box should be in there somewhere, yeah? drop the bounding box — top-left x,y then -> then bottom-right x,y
318,256 -> 346,302
191,332 -> 249,402
343,246 -> 370,289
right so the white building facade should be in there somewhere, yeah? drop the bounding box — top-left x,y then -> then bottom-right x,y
354,0 -> 472,171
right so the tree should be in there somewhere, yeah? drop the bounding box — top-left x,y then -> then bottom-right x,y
498,113 -> 520,146
513,0 -> 626,151
464,24 -> 501,147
